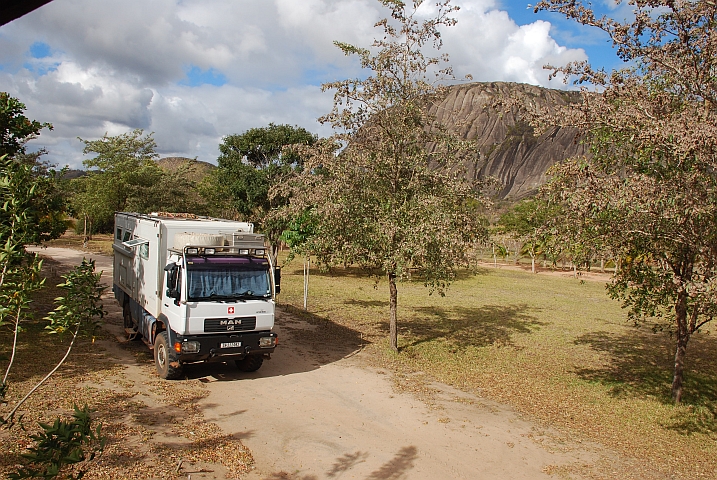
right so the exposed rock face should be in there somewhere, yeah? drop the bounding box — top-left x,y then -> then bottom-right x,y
430,82 -> 585,200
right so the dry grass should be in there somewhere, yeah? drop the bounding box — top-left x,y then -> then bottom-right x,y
278,257 -> 717,479
45,232 -> 114,256
0,257 -> 252,479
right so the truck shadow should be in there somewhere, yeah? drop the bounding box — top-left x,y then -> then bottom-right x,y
180,304 -> 367,382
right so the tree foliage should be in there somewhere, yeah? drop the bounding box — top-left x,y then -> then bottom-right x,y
70,130 -> 164,232
1,96 -> 65,401
0,93 -> 51,159
206,123 -> 317,256
0,95 -> 65,244
0,95 -> 105,477
498,199 -> 558,272
533,0 -> 717,403
276,0 -> 486,351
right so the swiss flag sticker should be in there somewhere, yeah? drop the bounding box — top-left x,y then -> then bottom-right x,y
228,307 -> 235,315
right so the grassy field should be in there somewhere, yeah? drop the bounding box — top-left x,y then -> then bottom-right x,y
278,257 -> 717,478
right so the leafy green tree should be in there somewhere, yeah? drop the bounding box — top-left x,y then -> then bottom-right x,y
499,199 -> 557,273
207,123 -> 317,258
71,129 -> 163,232
0,94 -> 66,244
220,123 -> 317,170
0,93 -> 51,158
276,0 -> 486,351
1,96 -> 66,400
0,96 -> 105,477
534,0 -> 717,403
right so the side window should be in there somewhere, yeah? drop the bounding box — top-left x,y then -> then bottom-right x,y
123,231 -> 131,242
139,243 -> 149,260
116,228 -> 122,240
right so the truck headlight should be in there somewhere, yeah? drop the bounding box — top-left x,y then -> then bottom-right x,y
181,341 -> 201,353
259,336 -> 276,348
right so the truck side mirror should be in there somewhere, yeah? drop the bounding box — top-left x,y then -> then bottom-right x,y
274,267 -> 281,295
164,264 -> 180,302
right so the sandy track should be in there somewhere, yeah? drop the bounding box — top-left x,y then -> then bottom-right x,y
29,246 -> 626,480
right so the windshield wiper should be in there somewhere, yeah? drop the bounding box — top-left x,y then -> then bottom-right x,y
235,293 -> 271,300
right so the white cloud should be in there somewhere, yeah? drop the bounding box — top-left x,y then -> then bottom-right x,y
0,0 -> 589,169
445,2 -> 587,87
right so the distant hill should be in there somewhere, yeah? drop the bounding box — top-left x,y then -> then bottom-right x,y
156,157 -> 215,182
61,169 -> 86,180
431,82 -> 585,200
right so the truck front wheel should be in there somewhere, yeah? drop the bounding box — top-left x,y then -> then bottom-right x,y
235,355 -> 263,372
154,331 -> 183,380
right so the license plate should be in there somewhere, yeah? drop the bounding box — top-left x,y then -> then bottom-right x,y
220,342 -> 242,349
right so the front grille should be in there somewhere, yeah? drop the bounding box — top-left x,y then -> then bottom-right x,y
204,316 -> 257,332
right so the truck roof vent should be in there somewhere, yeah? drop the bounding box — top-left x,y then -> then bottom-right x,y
174,233 -> 226,249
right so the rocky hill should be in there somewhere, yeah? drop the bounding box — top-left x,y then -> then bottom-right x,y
157,156 -> 215,181
430,82 -> 585,200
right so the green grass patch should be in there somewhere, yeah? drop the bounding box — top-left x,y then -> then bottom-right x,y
278,257 -> 717,478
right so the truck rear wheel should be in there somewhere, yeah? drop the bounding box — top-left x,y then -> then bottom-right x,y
154,331 -> 183,380
235,355 -> 263,372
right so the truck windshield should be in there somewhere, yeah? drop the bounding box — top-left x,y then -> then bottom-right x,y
186,257 -> 271,301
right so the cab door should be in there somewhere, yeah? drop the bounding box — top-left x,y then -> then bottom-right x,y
162,262 -> 185,335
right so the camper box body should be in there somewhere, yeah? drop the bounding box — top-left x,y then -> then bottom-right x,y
113,212 -> 278,379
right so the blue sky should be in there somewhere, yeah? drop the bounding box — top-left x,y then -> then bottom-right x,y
0,0 -> 629,169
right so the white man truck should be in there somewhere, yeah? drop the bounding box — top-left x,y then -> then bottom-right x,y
112,212 -> 279,379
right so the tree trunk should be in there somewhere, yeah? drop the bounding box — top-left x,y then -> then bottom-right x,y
671,289 -> 690,403
388,272 -> 398,352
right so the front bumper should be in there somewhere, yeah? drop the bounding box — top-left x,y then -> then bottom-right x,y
172,330 -> 277,364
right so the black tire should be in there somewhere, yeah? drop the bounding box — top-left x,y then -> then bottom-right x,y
154,331 -> 183,380
235,355 -> 263,372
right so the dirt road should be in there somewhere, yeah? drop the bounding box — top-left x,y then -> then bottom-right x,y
30,246 -> 614,480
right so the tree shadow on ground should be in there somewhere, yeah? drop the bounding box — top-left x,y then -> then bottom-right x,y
259,445 -> 417,480
327,451 -> 369,478
574,329 -> 717,435
366,445 -> 417,479
391,304 -> 546,350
